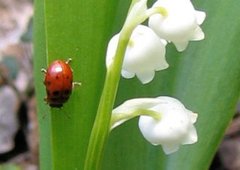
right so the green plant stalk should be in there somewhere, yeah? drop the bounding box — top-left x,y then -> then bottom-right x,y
84,29 -> 133,170
83,1 -> 145,167
83,1 -> 143,168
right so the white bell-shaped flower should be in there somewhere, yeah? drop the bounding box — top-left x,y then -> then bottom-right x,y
138,96 -> 198,154
106,25 -> 168,84
111,96 -> 198,154
148,0 -> 206,52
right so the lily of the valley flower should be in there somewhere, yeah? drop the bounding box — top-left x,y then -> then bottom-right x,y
148,0 -> 206,52
111,96 -> 198,154
106,25 -> 168,84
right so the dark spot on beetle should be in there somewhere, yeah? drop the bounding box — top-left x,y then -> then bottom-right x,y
52,91 -> 60,96
47,90 -> 50,95
47,81 -> 51,86
62,96 -> 69,101
50,96 -> 68,103
56,75 -> 59,79
66,76 -> 69,79
64,90 -> 70,95
49,97 -> 58,102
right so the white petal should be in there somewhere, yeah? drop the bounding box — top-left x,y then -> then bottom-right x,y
191,26 -> 205,41
136,71 -> 155,84
195,11 -> 206,25
173,41 -> 189,52
162,144 -> 180,155
121,70 -> 135,79
181,125 -> 198,144
155,60 -> 169,71
190,112 -> 198,123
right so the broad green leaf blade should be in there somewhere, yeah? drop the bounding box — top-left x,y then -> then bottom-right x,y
33,0 -> 52,169
103,0 -> 240,170
34,0 -> 118,169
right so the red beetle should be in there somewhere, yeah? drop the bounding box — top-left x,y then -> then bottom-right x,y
41,58 -> 80,108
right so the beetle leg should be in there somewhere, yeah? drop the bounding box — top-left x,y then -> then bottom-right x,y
66,58 -> 72,64
43,96 -> 48,102
72,82 -> 82,88
41,68 -> 47,73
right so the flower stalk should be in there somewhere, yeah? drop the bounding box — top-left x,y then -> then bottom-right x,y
84,29 -> 132,170
84,0 -> 151,168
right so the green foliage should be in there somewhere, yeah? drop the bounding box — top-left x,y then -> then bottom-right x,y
34,0 -> 240,169
34,0 -> 118,169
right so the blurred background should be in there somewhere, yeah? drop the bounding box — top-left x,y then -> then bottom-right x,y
0,0 -> 239,170
0,0 -> 37,169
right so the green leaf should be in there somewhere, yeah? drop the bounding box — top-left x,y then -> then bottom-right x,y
102,0 -> 240,170
34,0 -> 118,169
34,0 -> 51,168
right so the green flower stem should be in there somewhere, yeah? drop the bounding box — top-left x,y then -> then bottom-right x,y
110,109 -> 161,130
146,7 -> 168,17
84,18 -> 135,170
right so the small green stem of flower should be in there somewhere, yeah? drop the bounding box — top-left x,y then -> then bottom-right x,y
146,7 -> 168,17
84,5 -> 137,170
110,109 -> 161,130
